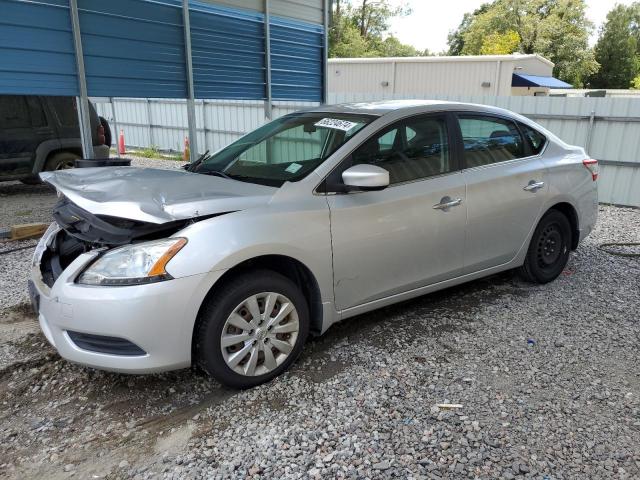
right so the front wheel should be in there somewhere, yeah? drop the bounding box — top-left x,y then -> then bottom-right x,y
518,210 -> 572,284
45,151 -> 80,171
194,270 -> 309,388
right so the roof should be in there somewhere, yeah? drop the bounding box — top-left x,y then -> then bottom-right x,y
329,54 -> 554,68
307,99 -> 458,115
306,99 -> 526,117
512,73 -> 572,89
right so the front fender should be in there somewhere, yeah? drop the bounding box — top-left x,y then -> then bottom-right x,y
165,198 -> 334,305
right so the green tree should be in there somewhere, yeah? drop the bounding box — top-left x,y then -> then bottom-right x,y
480,30 -> 521,55
329,15 -> 370,57
631,74 -> 640,89
447,4 -> 492,55
447,0 -> 599,86
372,36 -> 423,57
589,4 -> 640,89
329,0 -> 426,58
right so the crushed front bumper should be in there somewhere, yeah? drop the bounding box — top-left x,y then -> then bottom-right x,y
30,226 -> 223,374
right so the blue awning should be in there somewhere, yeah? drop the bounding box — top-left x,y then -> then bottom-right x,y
512,73 -> 572,89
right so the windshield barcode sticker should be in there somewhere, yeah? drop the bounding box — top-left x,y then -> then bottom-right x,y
314,118 -> 358,132
285,163 -> 302,174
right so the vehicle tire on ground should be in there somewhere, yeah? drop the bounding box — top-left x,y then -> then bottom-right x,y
518,209 -> 572,284
45,152 -> 80,171
19,175 -> 42,185
99,116 -> 112,147
195,270 -> 309,389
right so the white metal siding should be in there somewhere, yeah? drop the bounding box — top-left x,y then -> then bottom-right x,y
329,62 -> 396,96
510,57 -> 553,77
329,56 -> 554,97
393,61 -> 506,96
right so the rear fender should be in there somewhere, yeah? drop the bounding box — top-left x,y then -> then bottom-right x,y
33,138 -> 81,174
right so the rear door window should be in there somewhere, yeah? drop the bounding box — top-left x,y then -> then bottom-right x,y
457,115 -> 525,168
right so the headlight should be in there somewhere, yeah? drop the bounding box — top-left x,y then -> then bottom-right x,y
77,238 -> 187,286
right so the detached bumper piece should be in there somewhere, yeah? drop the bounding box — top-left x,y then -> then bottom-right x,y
67,331 -> 146,356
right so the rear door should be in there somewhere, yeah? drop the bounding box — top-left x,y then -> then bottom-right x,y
327,113 -> 467,310
456,113 -> 548,273
0,95 -> 48,177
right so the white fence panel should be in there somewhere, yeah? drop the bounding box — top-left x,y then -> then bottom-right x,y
95,99 -> 320,155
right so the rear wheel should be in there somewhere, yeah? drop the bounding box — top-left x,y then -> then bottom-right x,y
45,152 -> 79,171
195,270 -> 309,389
518,210 -> 572,284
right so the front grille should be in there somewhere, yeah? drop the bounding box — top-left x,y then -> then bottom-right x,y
67,331 -> 146,356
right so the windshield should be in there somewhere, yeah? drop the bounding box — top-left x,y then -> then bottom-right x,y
191,112 -> 375,187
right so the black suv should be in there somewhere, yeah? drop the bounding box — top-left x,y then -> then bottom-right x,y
0,95 -> 111,184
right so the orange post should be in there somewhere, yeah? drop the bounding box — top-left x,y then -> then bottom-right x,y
183,136 -> 190,161
118,129 -> 126,155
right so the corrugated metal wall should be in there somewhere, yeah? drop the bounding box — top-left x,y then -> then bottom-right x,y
1,0 -> 325,101
79,0 -> 188,98
189,1 -> 264,99
204,0 -> 324,24
0,0 -> 78,96
98,93 -> 639,207
270,16 -> 324,101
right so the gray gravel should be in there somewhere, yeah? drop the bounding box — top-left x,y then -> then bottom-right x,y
0,181 -> 638,478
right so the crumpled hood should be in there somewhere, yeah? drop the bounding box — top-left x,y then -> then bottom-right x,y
41,166 -> 277,224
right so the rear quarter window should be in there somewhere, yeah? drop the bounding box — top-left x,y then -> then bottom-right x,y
518,123 -> 546,155
48,97 -> 78,127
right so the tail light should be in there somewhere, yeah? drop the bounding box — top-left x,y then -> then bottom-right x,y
583,158 -> 599,181
96,124 -> 106,145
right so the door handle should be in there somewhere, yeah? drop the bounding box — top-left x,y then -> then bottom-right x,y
523,181 -> 545,192
433,196 -> 463,211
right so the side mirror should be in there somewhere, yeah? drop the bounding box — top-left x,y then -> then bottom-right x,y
341,164 -> 390,191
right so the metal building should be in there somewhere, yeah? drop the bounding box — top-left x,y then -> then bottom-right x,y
328,54 -> 571,97
0,0 -> 328,158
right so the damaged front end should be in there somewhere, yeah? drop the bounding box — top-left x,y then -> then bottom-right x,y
39,197 -> 197,288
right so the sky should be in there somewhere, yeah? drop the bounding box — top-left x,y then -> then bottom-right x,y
388,0 -> 635,54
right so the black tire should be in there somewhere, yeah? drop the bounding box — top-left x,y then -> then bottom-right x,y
195,270 -> 309,389
45,152 -> 80,171
19,176 -> 42,185
518,210 -> 572,284
99,116 -> 112,147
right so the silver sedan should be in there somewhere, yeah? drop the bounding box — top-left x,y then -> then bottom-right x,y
30,100 -> 598,388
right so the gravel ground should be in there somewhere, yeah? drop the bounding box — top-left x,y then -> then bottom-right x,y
0,167 -> 638,479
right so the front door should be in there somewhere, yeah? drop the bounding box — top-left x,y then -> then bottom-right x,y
327,113 -> 467,310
